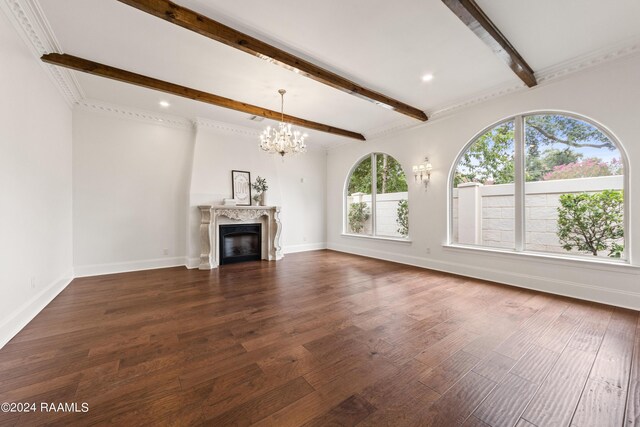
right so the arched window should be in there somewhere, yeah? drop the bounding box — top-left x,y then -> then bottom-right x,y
345,153 -> 409,238
451,113 -> 627,261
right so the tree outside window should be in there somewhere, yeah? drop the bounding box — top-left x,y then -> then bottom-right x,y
346,153 -> 409,238
452,113 -> 625,260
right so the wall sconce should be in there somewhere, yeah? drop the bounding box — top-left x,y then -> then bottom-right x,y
413,157 -> 433,189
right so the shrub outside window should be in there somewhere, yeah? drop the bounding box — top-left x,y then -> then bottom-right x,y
451,113 -> 627,261
346,153 -> 409,239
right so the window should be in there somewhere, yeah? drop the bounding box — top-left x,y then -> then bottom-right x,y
346,153 -> 409,239
451,113 -> 627,261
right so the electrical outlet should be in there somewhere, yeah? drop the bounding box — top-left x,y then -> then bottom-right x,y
303,236 -> 307,242
426,247 -> 431,254
163,248 -> 169,256
30,276 -> 36,289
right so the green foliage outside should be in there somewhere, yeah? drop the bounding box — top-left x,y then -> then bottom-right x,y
348,154 -> 408,195
557,190 -> 624,258
348,202 -> 370,233
455,121 -> 515,186
454,115 -> 620,186
396,200 -> 408,237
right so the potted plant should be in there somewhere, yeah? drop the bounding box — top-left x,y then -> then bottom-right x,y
251,176 -> 269,206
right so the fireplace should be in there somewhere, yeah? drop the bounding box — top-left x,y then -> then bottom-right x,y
219,223 -> 262,265
198,205 -> 282,270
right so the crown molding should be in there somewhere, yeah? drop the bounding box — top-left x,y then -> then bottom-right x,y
76,99 -> 193,130
536,35 -> 640,84
364,116 -> 416,141
428,36 -> 640,120
6,0 -> 640,145
1,0 -> 84,106
360,35 -> 640,142
428,81 -> 525,119
193,117 -> 261,137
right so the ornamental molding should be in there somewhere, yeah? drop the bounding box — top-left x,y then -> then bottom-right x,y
361,35 -> 640,142
535,36 -> 640,84
75,99 -> 193,130
214,208 -> 271,221
198,205 -> 283,269
194,117 -> 261,138
427,82 -> 525,119
1,0 -> 84,105
5,0 -> 640,143
364,116 -> 416,140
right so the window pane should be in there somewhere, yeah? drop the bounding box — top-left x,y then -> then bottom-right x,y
375,153 -> 408,237
347,156 -> 372,235
452,121 -> 515,249
524,114 -> 625,259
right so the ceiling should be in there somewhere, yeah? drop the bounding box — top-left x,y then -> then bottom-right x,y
34,0 -> 640,147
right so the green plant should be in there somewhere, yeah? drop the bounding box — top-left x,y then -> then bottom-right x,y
252,176 -> 268,193
348,202 -> 370,233
396,200 -> 409,237
557,190 -> 624,257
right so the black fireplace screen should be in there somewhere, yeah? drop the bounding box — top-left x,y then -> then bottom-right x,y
219,223 -> 262,265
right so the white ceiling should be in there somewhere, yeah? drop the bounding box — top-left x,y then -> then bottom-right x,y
35,0 -> 640,147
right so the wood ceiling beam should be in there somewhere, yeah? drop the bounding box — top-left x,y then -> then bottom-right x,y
115,0 -> 428,122
41,53 -> 366,141
442,0 -> 537,87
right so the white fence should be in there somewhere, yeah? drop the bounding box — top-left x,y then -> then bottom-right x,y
452,175 -> 623,254
347,192 -> 408,237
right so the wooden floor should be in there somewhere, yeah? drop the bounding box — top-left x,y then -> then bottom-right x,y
0,251 -> 638,426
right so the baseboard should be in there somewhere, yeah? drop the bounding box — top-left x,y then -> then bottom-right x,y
328,243 -> 640,311
283,242 -> 328,254
185,257 -> 201,269
0,270 -> 74,349
74,257 -> 188,277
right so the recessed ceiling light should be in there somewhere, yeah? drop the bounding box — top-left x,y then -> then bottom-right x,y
422,74 -> 434,82
159,100 -> 170,108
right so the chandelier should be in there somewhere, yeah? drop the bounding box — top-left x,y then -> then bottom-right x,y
259,89 -> 307,156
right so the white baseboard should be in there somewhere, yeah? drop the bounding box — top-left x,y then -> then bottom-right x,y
283,242 -> 327,254
328,242 -> 640,311
185,257 -> 201,269
74,257 -> 188,277
0,270 -> 74,349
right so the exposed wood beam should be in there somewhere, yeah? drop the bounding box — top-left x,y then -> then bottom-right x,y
41,53 -> 366,141
442,0 -> 537,87
116,0 -> 428,122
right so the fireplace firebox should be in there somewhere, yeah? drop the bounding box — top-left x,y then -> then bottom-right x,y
219,223 -> 262,265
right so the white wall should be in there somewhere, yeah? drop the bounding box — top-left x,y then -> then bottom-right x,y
187,124 -> 326,265
0,11 -> 73,346
72,110 -> 194,276
327,53 -> 640,310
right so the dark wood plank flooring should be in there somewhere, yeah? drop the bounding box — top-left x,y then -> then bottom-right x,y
0,250 -> 638,426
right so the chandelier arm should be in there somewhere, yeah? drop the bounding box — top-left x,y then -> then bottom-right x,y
261,89 -> 306,157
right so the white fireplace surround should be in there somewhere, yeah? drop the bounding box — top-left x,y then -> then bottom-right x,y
198,205 -> 283,269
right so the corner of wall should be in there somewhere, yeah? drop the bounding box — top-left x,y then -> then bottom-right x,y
0,270 -> 74,349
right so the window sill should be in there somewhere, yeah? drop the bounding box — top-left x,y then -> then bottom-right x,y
341,233 -> 412,244
442,244 -> 638,274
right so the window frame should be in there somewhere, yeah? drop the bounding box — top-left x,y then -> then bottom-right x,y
343,152 -> 411,242
447,110 -> 630,263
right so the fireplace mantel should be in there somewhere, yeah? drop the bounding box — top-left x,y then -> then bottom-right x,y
198,205 -> 283,270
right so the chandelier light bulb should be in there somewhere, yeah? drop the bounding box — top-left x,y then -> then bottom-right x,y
259,89 -> 307,157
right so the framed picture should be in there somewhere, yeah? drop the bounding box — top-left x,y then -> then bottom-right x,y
231,170 -> 251,206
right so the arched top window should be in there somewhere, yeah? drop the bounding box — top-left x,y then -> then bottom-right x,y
450,112 -> 627,261
345,153 -> 409,239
